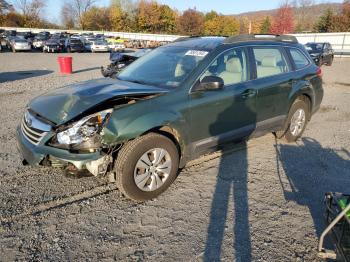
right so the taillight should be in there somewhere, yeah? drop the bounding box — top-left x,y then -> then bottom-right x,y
316,67 -> 323,78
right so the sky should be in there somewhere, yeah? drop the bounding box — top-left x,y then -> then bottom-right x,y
13,0 -> 344,24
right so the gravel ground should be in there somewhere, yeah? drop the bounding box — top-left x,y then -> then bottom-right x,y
0,53 -> 349,261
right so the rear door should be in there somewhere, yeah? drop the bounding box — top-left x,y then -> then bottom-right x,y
250,46 -> 292,131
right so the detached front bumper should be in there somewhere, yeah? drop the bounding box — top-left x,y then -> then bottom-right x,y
16,126 -> 103,170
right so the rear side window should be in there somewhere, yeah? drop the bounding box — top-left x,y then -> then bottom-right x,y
253,47 -> 289,78
289,49 -> 310,70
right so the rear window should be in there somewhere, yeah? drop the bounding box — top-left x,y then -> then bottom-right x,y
289,49 -> 310,70
252,47 -> 289,78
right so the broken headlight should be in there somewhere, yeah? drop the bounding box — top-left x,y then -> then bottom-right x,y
54,109 -> 113,147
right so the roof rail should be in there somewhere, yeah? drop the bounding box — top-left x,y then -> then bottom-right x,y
224,34 -> 298,44
173,35 -> 225,42
173,36 -> 200,42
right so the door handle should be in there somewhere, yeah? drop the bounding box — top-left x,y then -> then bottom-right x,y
241,89 -> 257,99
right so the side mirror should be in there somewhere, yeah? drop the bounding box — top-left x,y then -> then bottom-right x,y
195,76 -> 224,92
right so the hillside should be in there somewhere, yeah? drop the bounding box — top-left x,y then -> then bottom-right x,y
235,3 -> 342,18
233,2 -> 342,33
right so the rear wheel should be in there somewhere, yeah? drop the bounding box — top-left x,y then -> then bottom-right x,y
274,96 -> 310,142
115,133 -> 179,201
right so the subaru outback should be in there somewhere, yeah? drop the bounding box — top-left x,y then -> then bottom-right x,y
17,34 -> 323,201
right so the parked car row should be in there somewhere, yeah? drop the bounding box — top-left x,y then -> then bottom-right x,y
0,29 -> 171,53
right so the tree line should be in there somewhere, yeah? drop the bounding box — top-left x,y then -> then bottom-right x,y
0,0 -> 349,35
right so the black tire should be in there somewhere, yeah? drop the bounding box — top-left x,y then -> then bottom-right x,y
115,133 -> 179,201
317,57 -> 322,66
274,96 -> 310,143
327,56 -> 334,66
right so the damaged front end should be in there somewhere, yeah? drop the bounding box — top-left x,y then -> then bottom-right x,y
17,92 -> 164,179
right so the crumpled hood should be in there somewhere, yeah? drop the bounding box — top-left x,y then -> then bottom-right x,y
29,78 -> 168,125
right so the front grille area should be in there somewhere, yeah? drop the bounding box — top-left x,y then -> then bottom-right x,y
20,112 -> 50,145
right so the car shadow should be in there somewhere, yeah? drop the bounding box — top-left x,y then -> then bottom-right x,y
202,88 -> 350,262
204,92 -> 256,261
275,137 -> 350,238
73,67 -> 100,74
0,70 -> 53,83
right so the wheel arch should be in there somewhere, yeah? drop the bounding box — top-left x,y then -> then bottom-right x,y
142,125 -> 187,168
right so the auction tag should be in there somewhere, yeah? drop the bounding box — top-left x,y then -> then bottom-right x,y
185,50 -> 209,57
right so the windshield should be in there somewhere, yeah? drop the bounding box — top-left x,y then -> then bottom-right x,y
305,43 -> 323,51
117,47 -> 208,88
95,40 -> 107,45
70,39 -> 81,44
15,38 -> 27,43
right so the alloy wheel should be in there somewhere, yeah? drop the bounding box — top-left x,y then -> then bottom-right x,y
133,148 -> 172,192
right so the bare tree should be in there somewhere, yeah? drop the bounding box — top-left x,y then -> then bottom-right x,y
62,0 -> 97,29
15,0 -> 45,17
61,1 -> 76,29
294,0 -> 316,32
0,0 -> 13,14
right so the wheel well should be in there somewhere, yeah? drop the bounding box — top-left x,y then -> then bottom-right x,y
144,126 -> 182,159
299,94 -> 312,119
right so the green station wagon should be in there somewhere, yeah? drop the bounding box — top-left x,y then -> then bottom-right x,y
17,35 -> 323,201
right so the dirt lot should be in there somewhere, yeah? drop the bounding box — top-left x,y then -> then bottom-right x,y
0,52 -> 349,261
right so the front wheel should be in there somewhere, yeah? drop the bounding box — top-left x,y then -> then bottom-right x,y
274,96 -> 310,142
115,133 -> 179,201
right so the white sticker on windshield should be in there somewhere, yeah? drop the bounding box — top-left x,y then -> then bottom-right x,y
185,50 -> 209,57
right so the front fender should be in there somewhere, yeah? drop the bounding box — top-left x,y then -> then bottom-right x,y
102,109 -> 189,152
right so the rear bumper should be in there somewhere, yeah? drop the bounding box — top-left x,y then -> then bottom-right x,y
16,126 -> 102,169
14,46 -> 31,51
44,46 -> 60,52
92,48 -> 109,52
70,46 -> 84,52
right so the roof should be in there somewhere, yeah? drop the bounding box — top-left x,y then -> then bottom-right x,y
167,34 -> 298,51
224,34 -> 298,44
167,37 -> 226,51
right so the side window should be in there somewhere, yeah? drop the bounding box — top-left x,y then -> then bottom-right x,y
253,47 -> 289,78
201,48 -> 248,86
289,49 -> 310,70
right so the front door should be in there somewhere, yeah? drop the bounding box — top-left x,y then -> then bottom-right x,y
189,47 -> 257,155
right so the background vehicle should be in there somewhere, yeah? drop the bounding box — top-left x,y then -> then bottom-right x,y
33,33 -> 50,50
9,37 -> 31,52
43,39 -> 63,53
108,42 -> 125,52
305,42 -> 334,66
64,38 -> 85,53
101,49 -> 151,78
90,40 -> 109,52
83,37 -> 97,52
